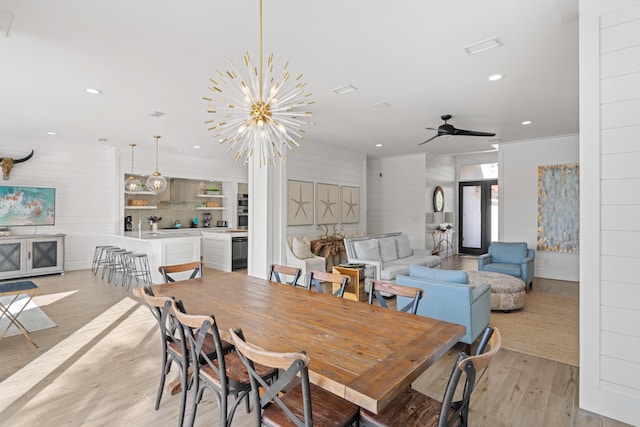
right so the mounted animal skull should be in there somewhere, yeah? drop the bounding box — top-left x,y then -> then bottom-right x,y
0,150 -> 34,180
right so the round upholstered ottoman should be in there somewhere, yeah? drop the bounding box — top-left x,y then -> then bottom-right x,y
466,270 -> 526,311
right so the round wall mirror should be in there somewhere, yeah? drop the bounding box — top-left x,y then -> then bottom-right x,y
433,186 -> 444,212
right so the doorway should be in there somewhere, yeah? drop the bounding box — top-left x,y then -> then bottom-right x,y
458,180 -> 498,255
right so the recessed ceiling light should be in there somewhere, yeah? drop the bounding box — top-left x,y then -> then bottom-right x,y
307,121 -> 316,125
375,144 -> 382,147
463,36 -> 503,55
85,88 -> 102,94
193,145 -> 201,149
522,120 -> 533,125
47,131 -> 57,135
331,84 -> 358,95
98,138 -> 108,142
373,102 -> 391,109
148,110 -> 166,118
488,74 -> 504,81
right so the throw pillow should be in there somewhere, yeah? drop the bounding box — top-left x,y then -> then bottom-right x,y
292,236 -> 314,259
378,237 -> 398,262
395,234 -> 413,258
353,239 -> 382,261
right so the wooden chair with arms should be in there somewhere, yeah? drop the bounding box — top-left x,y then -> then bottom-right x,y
269,264 -> 302,286
229,328 -> 360,427
171,301 -> 278,427
368,280 -> 423,314
158,261 -> 203,283
305,270 -> 350,297
360,326 -> 501,427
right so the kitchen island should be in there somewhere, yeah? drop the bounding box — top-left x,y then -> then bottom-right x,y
108,231 -> 202,284
108,228 -> 248,283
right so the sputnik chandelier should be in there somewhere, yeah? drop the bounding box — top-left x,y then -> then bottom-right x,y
203,0 -> 314,167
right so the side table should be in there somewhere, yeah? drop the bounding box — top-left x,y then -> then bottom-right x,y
333,264 -> 366,302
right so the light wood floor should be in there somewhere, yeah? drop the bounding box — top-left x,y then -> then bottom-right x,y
0,260 -> 630,426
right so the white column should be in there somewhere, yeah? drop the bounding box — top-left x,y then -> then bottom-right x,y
247,156 -> 287,279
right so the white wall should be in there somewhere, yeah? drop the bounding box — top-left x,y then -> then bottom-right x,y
499,135 -> 580,281
1,142 -> 116,271
367,154 -> 427,249
285,142 -> 367,239
580,1 -> 640,425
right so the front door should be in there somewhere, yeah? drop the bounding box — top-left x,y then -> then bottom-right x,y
458,180 -> 498,255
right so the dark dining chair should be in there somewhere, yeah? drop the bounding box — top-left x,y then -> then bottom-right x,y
368,280 -> 423,314
359,326 -> 501,427
139,286 -> 191,427
268,264 -> 302,286
171,301 -> 278,427
305,270 -> 350,297
229,328 -> 360,427
158,261 -> 203,283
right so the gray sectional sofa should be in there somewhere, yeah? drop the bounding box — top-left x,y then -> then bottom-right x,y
343,232 -> 441,282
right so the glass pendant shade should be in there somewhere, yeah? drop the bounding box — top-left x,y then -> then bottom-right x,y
146,172 -> 167,193
146,135 -> 167,193
125,176 -> 143,192
124,143 -> 143,192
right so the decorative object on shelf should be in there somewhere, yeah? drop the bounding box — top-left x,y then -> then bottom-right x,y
287,180 -> 314,225
205,200 -> 220,207
0,227 -> 9,237
0,149 -> 34,180
203,0 -> 314,167
433,186 -> 444,212
146,135 -> 167,193
205,187 -> 220,195
128,199 -> 148,207
124,144 -> 142,192
316,183 -> 339,224
340,186 -> 360,224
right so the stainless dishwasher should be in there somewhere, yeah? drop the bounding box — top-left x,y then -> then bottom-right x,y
231,236 -> 248,270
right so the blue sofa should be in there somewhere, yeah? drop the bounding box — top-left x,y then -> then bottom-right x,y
478,242 -> 535,289
396,265 -> 491,345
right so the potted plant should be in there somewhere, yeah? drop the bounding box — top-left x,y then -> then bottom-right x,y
205,187 -> 220,195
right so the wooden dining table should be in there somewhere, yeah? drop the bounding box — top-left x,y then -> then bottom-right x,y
150,269 -> 465,414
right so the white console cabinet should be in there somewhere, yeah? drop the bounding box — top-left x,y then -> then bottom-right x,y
0,234 -> 65,280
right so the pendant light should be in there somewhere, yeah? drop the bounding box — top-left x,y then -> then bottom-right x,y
146,135 -> 167,193
124,143 -> 142,192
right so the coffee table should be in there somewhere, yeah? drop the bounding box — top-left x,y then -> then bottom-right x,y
0,280 -> 40,347
466,270 -> 526,311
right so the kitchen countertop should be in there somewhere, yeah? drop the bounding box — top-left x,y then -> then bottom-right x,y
121,228 -> 248,240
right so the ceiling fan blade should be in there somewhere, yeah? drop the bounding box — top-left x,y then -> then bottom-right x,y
425,127 -> 438,131
451,128 -> 496,137
419,134 -> 440,145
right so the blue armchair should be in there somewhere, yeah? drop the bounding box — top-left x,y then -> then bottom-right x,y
396,265 -> 491,346
478,241 -> 535,289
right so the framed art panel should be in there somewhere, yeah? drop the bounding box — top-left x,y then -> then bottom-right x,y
340,186 -> 360,224
537,163 -> 580,253
316,183 -> 339,224
288,180 -> 314,225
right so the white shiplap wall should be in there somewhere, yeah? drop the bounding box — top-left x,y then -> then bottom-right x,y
580,1 -> 640,425
367,154 -> 427,249
1,142 -> 117,271
285,142 -> 367,239
498,135 -> 579,281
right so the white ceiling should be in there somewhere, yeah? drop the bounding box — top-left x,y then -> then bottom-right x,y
0,0 -> 579,160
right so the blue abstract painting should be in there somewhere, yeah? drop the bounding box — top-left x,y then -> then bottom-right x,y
537,164 -> 579,253
0,186 -> 56,226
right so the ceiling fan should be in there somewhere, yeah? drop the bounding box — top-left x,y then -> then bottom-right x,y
419,114 -> 496,145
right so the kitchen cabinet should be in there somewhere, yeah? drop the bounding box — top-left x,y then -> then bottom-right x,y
201,231 -> 248,272
0,234 -> 65,280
